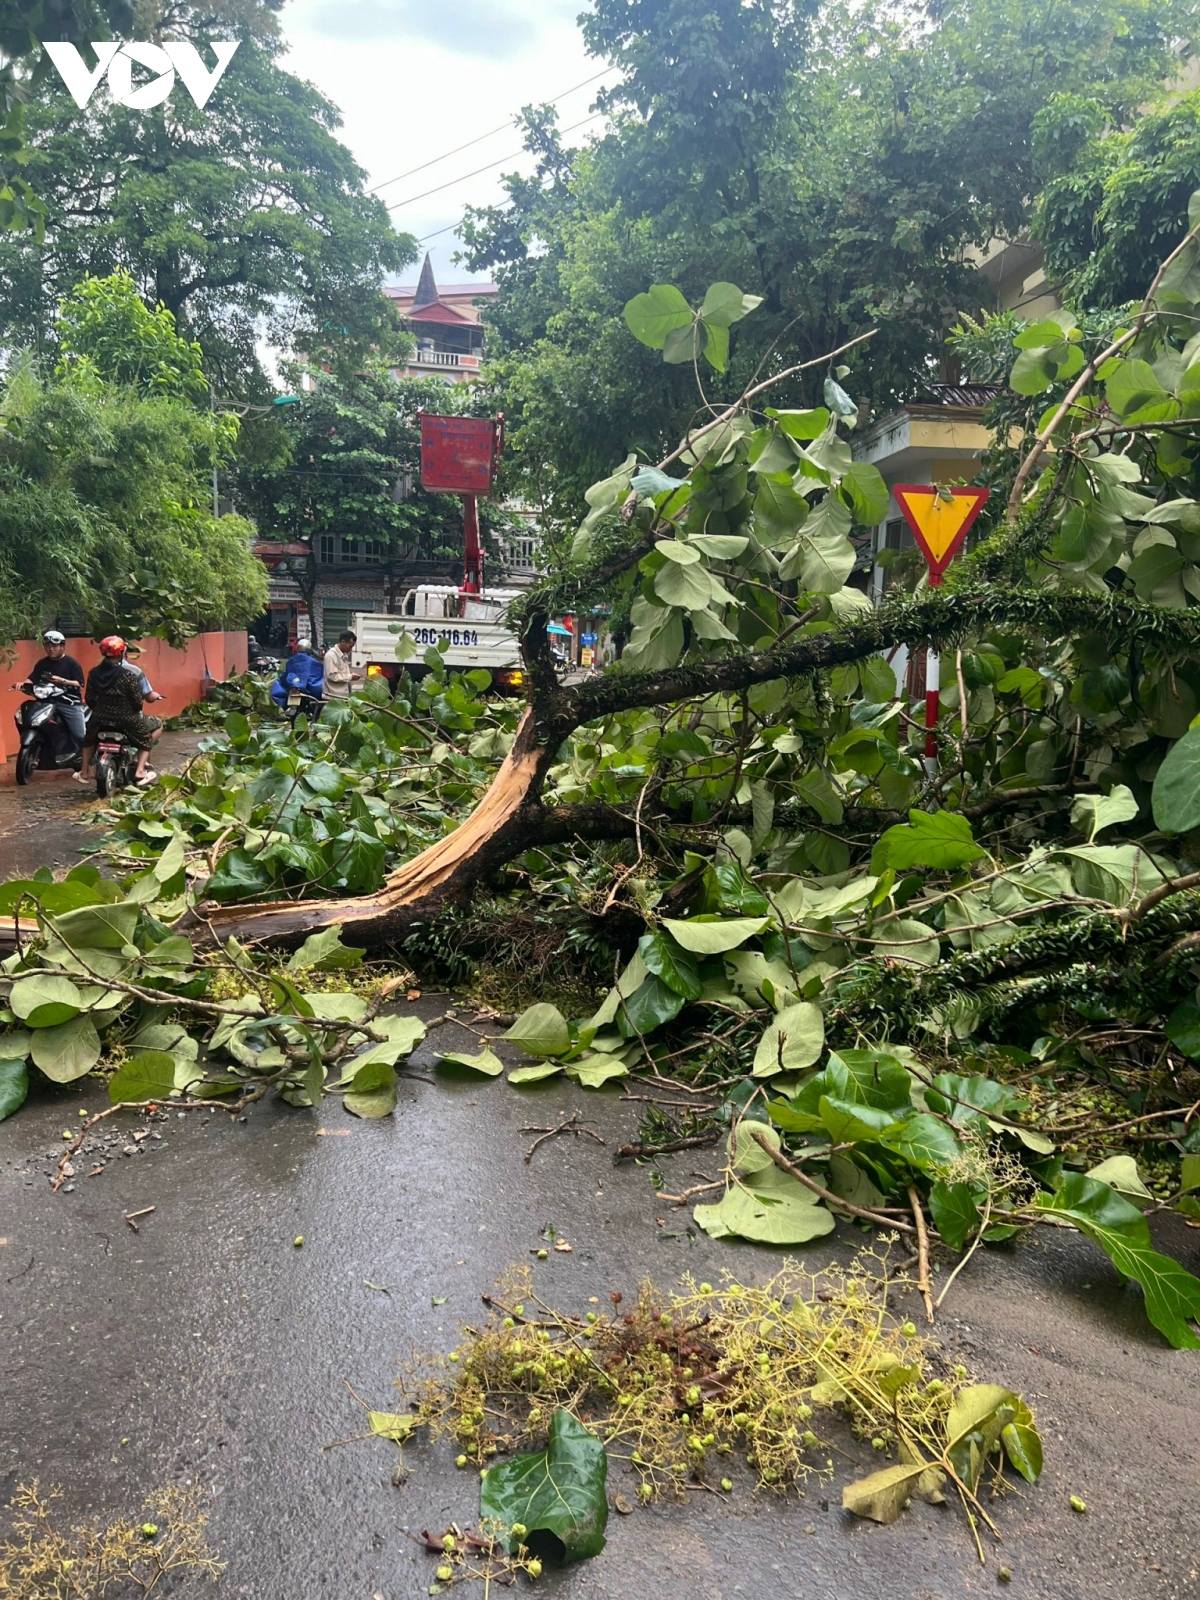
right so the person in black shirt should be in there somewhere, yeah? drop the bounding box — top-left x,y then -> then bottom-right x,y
21,630 -> 87,747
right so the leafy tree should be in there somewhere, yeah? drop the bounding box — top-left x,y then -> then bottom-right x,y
234,366 -> 518,608
0,273 -> 266,644
53,266 -> 207,401
1035,89 -> 1200,308
0,0 -> 413,386
463,0 -> 1200,524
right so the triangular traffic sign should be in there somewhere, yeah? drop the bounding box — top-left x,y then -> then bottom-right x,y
894,485 -> 990,582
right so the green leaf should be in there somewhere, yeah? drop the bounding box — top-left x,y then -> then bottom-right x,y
869,918 -> 940,966
638,930 -> 702,1000
701,319 -> 730,372
302,760 -> 348,799
700,281 -> 762,328
1037,1172 -> 1200,1348
1070,784 -> 1138,842
871,811 -> 987,873
693,1162 -> 836,1245
51,900 -> 142,949
367,1410 -> 417,1444
841,461 -> 889,523
823,376 -> 857,416
207,847 -> 273,902
929,1180 -> 981,1250
152,833 -> 186,885
841,1462 -> 928,1523
621,974 -> 686,1035
1151,726 -> 1200,834
108,1051 -> 178,1104
883,1114 -> 963,1174
0,1057 -> 29,1121
564,1054 -> 629,1088
9,974 -> 83,1029
286,926 -> 365,972
301,992 -> 369,1023
751,1002 -> 825,1078
29,1015 -> 102,1083
661,915 -> 769,954
504,1004 -> 572,1057
623,284 -> 693,350
508,1061 -> 565,1084
437,1046 -> 506,1076
480,1409 -> 608,1561
654,557 -> 713,610
1085,1154 -> 1152,1206
348,1014 -> 426,1068
343,1060 -> 398,1118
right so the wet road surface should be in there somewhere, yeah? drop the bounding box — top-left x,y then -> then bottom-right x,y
1,999 -> 1198,1599
0,730 -> 204,878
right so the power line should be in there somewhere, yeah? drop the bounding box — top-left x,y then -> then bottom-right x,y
369,67 -> 613,195
386,112 -> 603,212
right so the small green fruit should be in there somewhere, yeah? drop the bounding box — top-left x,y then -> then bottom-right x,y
526,1558 -> 543,1578
1070,1495 -> 1087,1514
901,1321 -> 917,1337
448,1351 -> 460,1362
61,1130 -> 72,1140
293,1236 -> 304,1247
78,1109 -> 88,1118
141,1523 -> 158,1538
436,1564 -> 454,1581
699,1282 -> 713,1294
442,1535 -> 456,1552
720,1478 -> 733,1492
997,1567 -> 1012,1583
510,1522 -> 527,1539
455,1454 -> 468,1468
536,1248 -> 549,1260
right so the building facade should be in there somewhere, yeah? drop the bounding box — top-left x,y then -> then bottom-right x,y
385,254 -> 498,384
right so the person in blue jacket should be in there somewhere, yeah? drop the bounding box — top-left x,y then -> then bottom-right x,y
271,645 -> 324,713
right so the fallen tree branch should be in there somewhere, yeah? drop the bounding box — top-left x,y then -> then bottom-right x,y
750,1129 -> 916,1232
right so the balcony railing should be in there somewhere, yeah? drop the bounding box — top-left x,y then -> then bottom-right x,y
410,348 -> 482,369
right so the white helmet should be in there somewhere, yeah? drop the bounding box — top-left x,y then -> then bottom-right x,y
42,629 -> 66,645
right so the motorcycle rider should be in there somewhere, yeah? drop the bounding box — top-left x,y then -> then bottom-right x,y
81,636 -> 163,786
20,630 -> 89,771
270,644 -> 324,715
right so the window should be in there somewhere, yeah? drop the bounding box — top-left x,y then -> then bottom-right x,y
319,535 -> 387,566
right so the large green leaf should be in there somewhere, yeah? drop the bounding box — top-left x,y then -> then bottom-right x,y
694,1161 -> 836,1245
1070,784 -> 1139,842
841,461 -> 889,523
286,926 -> 365,972
700,281 -> 762,328
348,1014 -> 426,1068
655,557 -> 713,610
437,1046 -> 506,1076
29,1015 -> 102,1083
928,1179 -> 981,1250
0,1057 -> 29,1122
621,974 -> 686,1035
480,1409 -> 608,1561
638,930 -> 702,1000
343,1060 -> 398,1118
9,974 -> 83,1029
505,1004 -> 572,1057
871,811 -> 987,873
661,915 -> 769,954
1036,1172 -> 1200,1348
1151,725 -> 1200,834
623,284 -> 693,350
564,1054 -> 629,1088
883,1113 -> 963,1174
751,1002 -> 825,1078
51,900 -> 141,950
108,1051 -> 178,1104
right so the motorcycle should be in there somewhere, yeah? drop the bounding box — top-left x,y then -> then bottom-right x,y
13,683 -> 89,785
93,727 -> 140,797
248,641 -> 279,677
284,690 -> 323,727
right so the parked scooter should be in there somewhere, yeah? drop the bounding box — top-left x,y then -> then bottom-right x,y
13,683 -> 90,785
93,727 -> 140,798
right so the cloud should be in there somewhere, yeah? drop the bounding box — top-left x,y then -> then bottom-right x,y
307,0 -> 539,59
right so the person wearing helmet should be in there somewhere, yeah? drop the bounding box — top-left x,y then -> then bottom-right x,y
81,636 -> 163,785
22,630 -> 88,747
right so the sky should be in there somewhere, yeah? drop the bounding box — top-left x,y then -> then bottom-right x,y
277,0 -> 618,287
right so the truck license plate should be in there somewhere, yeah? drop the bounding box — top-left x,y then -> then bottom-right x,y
410,627 -> 481,647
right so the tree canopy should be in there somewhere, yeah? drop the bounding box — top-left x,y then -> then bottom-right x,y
0,0 -> 412,387
463,0 -> 1200,528
0,271 -> 266,644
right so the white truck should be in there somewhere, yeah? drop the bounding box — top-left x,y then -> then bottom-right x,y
352,585 -> 526,690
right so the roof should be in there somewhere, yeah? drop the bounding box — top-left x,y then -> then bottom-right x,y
919,382 -> 1004,408
386,282 -> 499,299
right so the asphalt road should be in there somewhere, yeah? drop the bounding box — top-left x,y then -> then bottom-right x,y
1,999 -> 1197,1600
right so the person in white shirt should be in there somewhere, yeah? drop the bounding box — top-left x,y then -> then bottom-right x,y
322,631 -> 364,700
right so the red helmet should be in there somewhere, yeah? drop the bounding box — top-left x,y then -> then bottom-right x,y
99,635 -> 127,658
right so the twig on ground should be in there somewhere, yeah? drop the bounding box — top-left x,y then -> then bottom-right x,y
522,1112 -> 606,1163
123,1206 -> 156,1232
749,1130 -> 916,1232
613,1130 -> 721,1164
908,1185 -> 935,1323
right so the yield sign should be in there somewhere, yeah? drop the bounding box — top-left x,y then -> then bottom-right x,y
894,484 -> 990,584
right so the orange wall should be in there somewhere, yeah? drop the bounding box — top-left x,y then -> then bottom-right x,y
1,631 -> 247,763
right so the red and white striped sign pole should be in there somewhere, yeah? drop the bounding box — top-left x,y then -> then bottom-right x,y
891,485 -> 991,777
